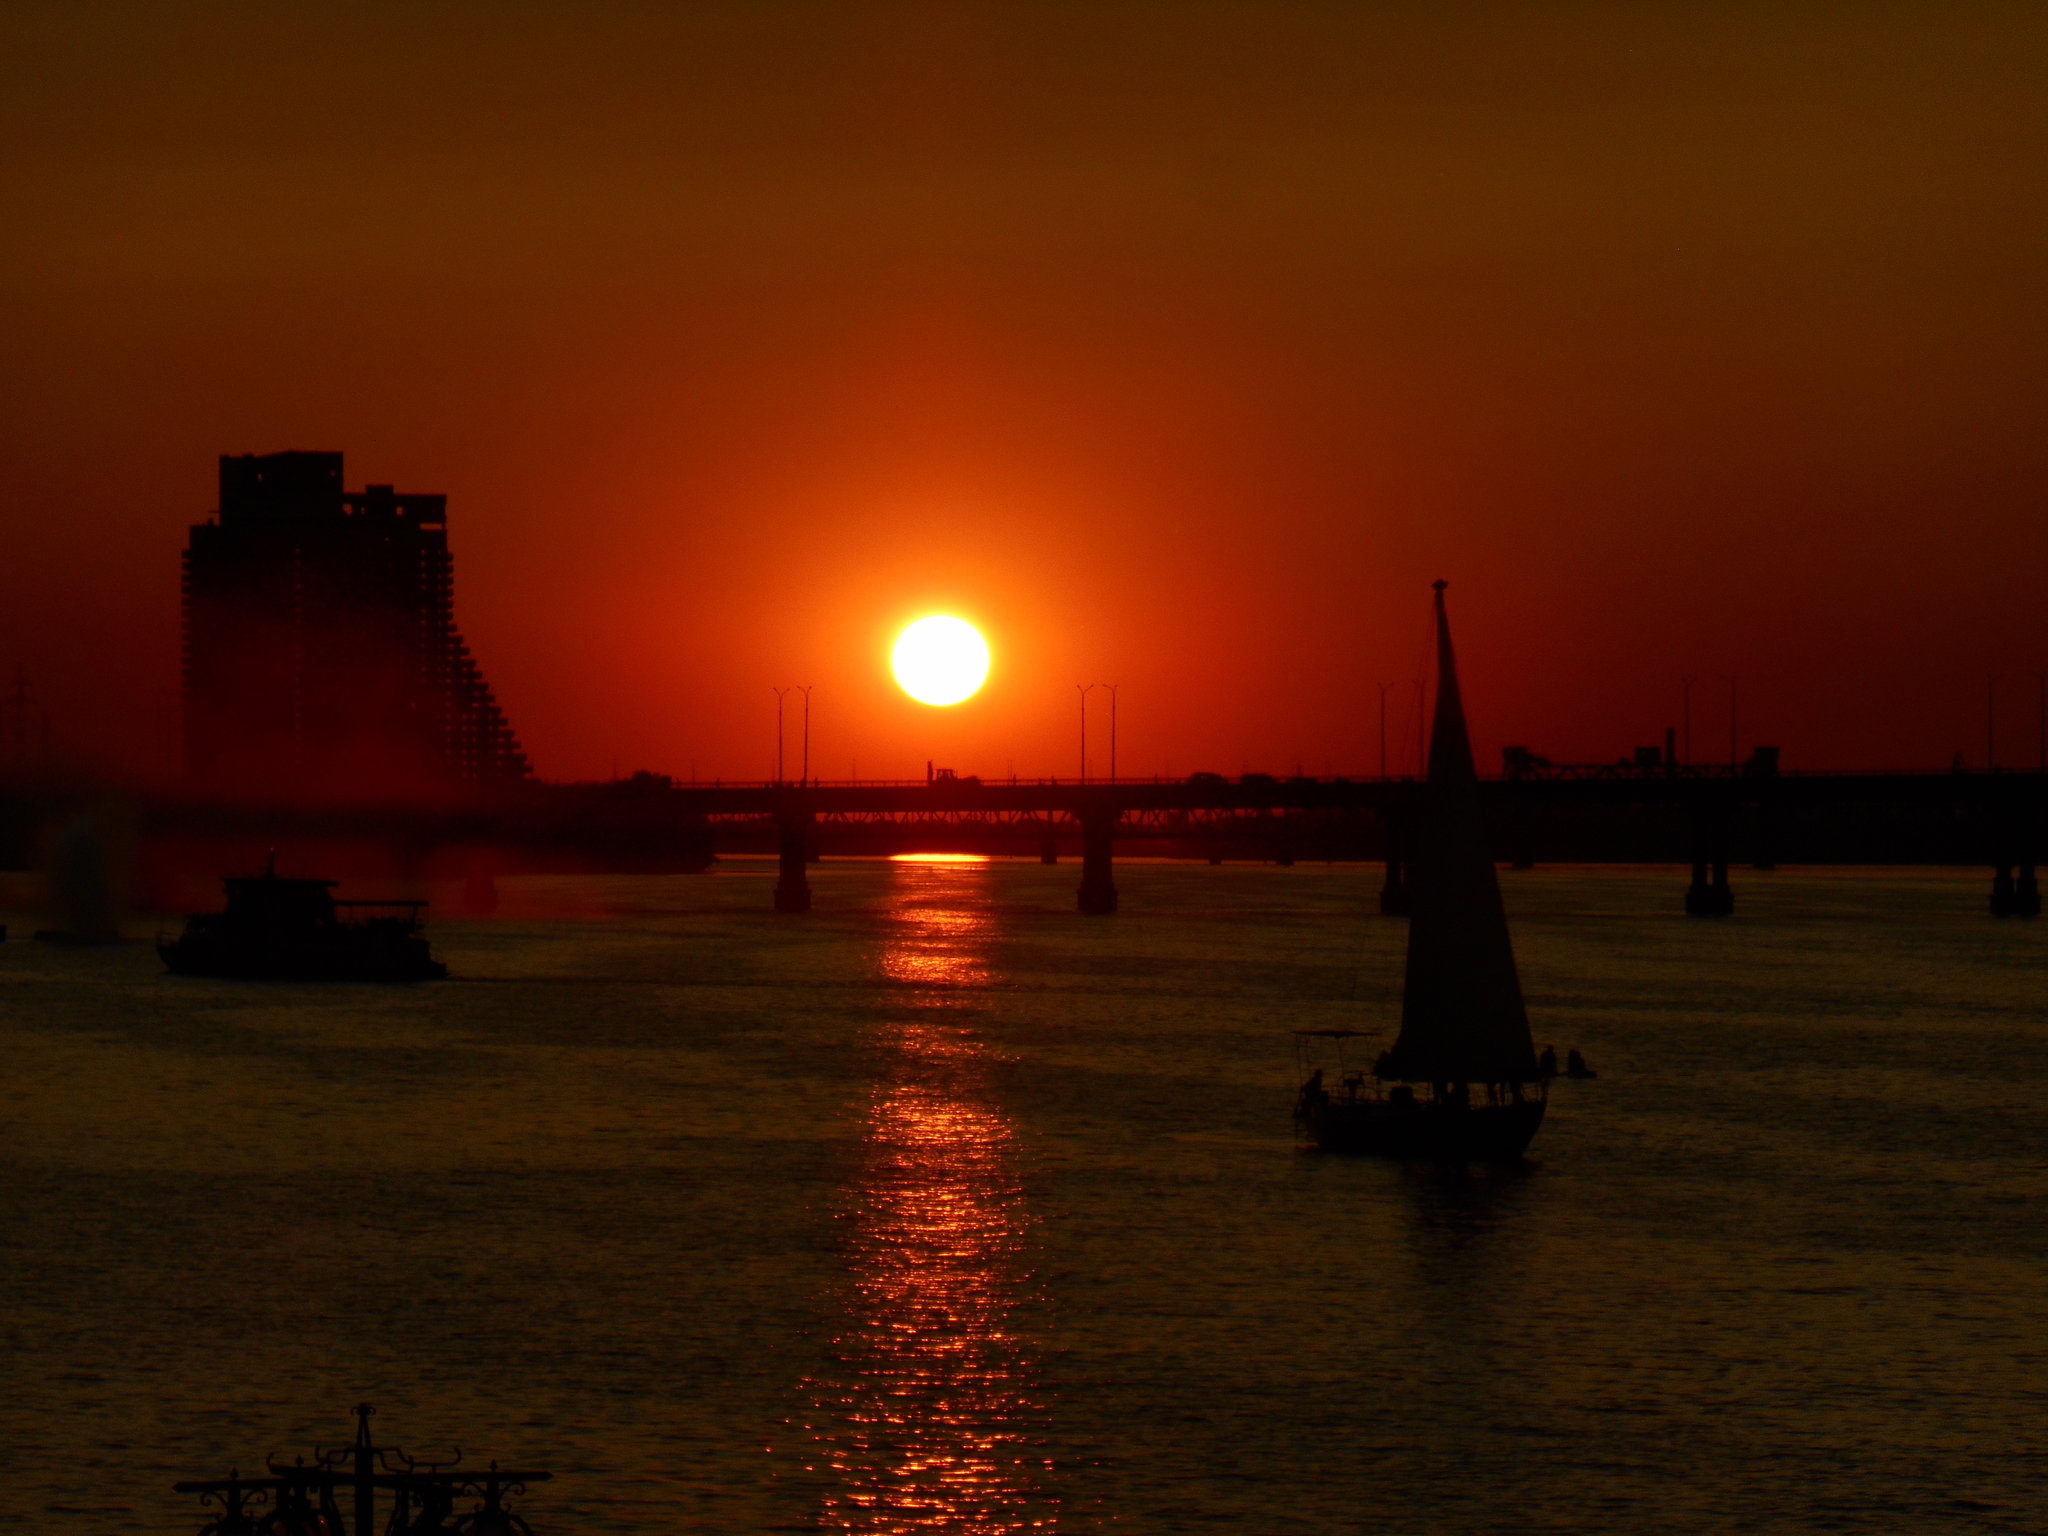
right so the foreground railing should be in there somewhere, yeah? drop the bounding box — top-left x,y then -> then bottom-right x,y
173,1403 -> 550,1535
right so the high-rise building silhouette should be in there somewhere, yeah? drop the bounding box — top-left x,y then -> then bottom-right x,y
182,451 -> 530,795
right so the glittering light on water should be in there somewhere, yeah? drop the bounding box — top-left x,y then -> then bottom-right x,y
807,861 -> 1053,1532
879,903 -> 995,990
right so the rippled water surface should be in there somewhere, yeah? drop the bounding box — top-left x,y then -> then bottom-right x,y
2,861 -> 2043,1532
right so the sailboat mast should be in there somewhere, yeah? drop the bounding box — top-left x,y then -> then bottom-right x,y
1381,581 -> 1539,1086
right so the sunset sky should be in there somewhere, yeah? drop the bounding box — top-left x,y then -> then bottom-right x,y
3,3 -> 2043,784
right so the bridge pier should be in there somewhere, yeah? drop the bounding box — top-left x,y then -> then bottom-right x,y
1505,794 -> 1536,870
1991,862 -> 2015,916
1379,857 -> 1408,914
1076,807 -> 1118,914
1991,860 -> 2039,918
1685,804 -> 1734,916
1379,803 -> 1411,914
1985,782 -> 2040,917
1752,793 -> 1778,871
1508,824 -> 1535,871
1040,817 -> 1058,864
774,807 -> 812,913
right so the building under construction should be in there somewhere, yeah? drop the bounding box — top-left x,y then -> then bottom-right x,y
182,452 -> 530,797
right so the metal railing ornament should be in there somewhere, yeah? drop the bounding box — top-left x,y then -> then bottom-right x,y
173,1403 -> 550,1535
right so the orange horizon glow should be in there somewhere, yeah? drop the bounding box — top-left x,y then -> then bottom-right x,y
2,9 -> 2043,785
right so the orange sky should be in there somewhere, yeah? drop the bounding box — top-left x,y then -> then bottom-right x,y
3,3 -> 2044,783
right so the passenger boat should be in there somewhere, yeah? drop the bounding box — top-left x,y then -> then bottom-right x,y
1294,581 -> 1546,1159
159,857 -> 447,981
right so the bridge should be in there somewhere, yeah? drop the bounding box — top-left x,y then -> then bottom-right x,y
658,760 -> 2044,918
3,762 -> 2040,921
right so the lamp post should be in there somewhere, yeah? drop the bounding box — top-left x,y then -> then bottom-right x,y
771,687 -> 793,785
797,685 -> 812,787
1105,683 -> 1118,783
1077,684 -> 1097,782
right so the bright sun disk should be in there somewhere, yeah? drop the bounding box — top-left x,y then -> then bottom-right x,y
892,616 -> 989,706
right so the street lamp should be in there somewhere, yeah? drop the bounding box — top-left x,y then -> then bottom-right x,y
771,686 -> 794,785
797,685 -> 813,786
1105,683 -> 1118,783
1077,683 -> 1097,782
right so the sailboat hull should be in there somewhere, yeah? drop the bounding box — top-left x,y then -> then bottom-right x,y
1303,1095 -> 1545,1160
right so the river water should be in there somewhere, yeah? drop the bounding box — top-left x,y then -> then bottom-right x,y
1,860 -> 2042,1533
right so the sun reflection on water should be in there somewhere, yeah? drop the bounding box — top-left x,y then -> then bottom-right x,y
808,863 -> 1054,1532
878,901 -> 997,990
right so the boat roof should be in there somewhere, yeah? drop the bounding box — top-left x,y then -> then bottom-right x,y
1292,1028 -> 1370,1038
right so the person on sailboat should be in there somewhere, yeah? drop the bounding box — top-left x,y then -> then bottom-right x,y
1538,1045 -> 1558,1079
1566,1049 -> 1597,1079
1296,1068 -> 1329,1116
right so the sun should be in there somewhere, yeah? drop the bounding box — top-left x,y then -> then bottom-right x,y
892,616 -> 990,706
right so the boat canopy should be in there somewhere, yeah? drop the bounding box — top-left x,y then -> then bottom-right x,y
1379,582 -> 1541,1086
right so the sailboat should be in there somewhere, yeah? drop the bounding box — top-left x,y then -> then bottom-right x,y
1295,581 -> 1546,1159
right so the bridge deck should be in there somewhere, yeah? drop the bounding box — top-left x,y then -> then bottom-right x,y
652,769 -> 2046,819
